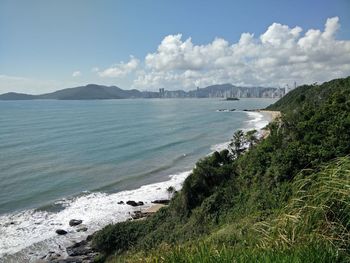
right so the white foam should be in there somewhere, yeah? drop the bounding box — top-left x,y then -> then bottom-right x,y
210,111 -> 269,153
0,171 -> 190,262
210,141 -> 230,152
244,111 -> 269,131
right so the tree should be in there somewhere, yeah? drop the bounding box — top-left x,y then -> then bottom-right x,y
229,129 -> 245,158
245,129 -> 258,149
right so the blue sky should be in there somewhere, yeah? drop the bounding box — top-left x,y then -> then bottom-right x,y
0,0 -> 350,94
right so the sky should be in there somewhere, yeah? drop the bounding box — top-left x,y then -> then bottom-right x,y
0,0 -> 350,94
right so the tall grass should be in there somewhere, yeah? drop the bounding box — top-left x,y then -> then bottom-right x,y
254,157 -> 350,253
109,242 -> 345,263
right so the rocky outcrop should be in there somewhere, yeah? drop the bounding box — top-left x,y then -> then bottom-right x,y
40,251 -> 62,262
50,238 -> 99,263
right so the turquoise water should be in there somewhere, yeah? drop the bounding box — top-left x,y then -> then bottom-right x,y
0,98 -> 275,260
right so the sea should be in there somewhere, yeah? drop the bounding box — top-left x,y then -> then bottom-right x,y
0,98 -> 276,262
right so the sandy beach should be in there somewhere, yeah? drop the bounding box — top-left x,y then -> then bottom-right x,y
258,110 -> 281,122
254,110 -> 281,139
145,204 -> 166,213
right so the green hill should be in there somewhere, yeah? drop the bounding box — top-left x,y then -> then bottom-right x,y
0,84 -> 159,100
92,76 -> 350,263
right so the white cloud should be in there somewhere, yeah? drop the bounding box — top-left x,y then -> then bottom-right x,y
323,17 -> 339,40
72,71 -> 81,77
98,56 -> 139,78
133,16 -> 350,90
260,23 -> 302,47
4,17 -> 348,94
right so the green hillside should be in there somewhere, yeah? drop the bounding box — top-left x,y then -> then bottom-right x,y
92,76 -> 350,262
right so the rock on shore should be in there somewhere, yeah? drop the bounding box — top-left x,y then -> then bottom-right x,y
55,229 -> 68,235
50,237 -> 99,263
69,219 -> 83,226
126,200 -> 144,206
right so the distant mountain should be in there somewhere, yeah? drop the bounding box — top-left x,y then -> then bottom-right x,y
0,83 -> 284,100
37,84 -> 147,100
0,92 -> 37,100
0,84 -> 159,100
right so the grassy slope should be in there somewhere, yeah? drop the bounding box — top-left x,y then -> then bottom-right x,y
93,77 -> 350,262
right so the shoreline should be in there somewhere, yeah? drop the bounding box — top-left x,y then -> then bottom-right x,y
257,110 -> 281,122
57,110 -> 279,262
51,110 -> 278,263
0,172 -> 190,262
0,109 -> 276,263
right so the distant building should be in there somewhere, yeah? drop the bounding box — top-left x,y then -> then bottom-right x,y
159,88 -> 165,98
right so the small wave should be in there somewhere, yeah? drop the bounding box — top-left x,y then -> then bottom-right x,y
210,111 -> 270,153
0,171 -> 190,262
210,141 -> 230,153
244,111 -> 269,130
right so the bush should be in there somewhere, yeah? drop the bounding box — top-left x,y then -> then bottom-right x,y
92,220 -> 148,254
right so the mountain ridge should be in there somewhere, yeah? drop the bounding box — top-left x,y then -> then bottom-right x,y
0,83 -> 283,100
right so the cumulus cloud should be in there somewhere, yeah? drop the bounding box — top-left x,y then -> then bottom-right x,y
72,71 -> 81,77
133,16 -> 350,90
98,56 -> 139,78
260,23 -> 302,47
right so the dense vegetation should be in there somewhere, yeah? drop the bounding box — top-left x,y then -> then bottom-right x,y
93,77 -> 350,262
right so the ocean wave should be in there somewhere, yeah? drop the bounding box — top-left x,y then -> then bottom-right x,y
210,141 -> 230,153
210,111 -> 269,153
244,111 -> 269,130
0,171 -> 190,262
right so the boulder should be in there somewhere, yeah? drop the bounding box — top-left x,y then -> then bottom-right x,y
126,200 -> 144,206
69,219 -> 83,226
126,200 -> 138,206
56,229 -> 67,235
117,201 -> 124,204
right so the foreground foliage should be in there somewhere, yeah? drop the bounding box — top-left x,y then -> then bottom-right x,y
113,242 -> 347,263
92,76 -> 350,262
